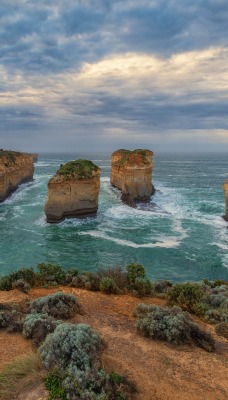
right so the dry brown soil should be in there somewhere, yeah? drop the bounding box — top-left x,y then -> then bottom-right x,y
0,287 -> 228,400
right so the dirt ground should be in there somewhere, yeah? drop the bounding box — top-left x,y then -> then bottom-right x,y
0,287 -> 228,400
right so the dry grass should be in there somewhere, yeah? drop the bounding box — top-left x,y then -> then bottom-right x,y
0,351 -> 43,400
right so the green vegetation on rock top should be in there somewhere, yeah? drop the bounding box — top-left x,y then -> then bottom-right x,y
56,159 -> 99,179
0,150 -> 21,163
113,149 -> 152,167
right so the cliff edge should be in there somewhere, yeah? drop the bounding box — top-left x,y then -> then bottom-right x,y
110,149 -> 155,206
45,159 -> 101,223
0,150 -> 36,202
224,178 -> 228,221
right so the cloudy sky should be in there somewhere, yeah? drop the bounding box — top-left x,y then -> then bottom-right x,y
0,0 -> 228,152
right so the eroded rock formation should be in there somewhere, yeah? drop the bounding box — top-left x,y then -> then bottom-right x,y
45,160 -> 101,223
224,178 -> 228,221
110,149 -> 155,206
0,150 -> 36,202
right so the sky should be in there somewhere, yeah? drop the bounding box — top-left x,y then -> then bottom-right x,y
0,0 -> 228,153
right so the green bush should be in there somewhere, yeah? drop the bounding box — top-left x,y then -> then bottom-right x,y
126,263 -> 145,284
72,274 -> 92,290
12,279 -> 31,293
36,263 -> 66,285
167,283 -> 204,313
205,294 -> 227,308
29,292 -> 79,319
134,304 -> 215,352
23,313 -> 59,345
133,277 -> 152,297
0,309 -> 24,333
0,268 -> 35,291
99,277 -> 118,294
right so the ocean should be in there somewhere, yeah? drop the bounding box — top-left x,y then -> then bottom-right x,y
0,152 -> 227,282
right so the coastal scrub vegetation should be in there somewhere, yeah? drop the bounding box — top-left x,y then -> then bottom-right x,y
0,262 -> 227,326
134,304 -> 215,352
0,149 -> 21,163
56,159 -> 99,179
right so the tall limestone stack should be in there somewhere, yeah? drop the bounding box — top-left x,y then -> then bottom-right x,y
45,160 -> 101,223
110,149 -> 155,206
224,178 -> 228,221
0,150 -> 36,202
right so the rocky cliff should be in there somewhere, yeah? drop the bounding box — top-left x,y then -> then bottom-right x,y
45,160 -> 101,223
110,149 -> 155,206
224,178 -> 228,221
0,150 -> 36,202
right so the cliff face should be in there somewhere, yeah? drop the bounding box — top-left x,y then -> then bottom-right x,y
111,149 -> 155,206
45,160 -> 101,223
224,178 -> 228,221
0,150 -> 35,202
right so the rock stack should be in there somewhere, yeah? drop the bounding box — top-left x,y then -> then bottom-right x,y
45,159 -> 101,223
110,149 -> 155,207
0,150 -> 36,202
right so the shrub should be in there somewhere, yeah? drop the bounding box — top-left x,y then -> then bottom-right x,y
99,277 -> 118,294
36,263 -> 66,285
133,277 -> 152,297
167,283 -> 204,313
0,309 -> 24,332
96,266 -> 128,292
205,294 -> 227,308
126,263 -> 145,284
154,280 -> 172,293
23,313 -> 59,345
215,322 -> 228,339
72,274 -> 92,290
12,279 -> 31,293
134,304 -> 215,352
39,323 -> 101,371
29,291 -> 79,319
204,309 -> 227,324
0,268 -> 35,291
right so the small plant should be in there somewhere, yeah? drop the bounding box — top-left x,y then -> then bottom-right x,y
215,322 -> 228,339
29,291 -> 79,319
126,263 -> 145,284
167,283 -> 204,313
134,304 -> 215,352
23,313 -> 59,345
12,279 -> 31,293
45,373 -> 67,400
99,277 -> 118,294
0,308 -> 25,333
72,274 -> 92,290
154,280 -> 172,293
96,266 -> 128,292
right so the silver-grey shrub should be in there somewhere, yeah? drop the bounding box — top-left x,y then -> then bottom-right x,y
39,323 -> 101,371
29,291 -> 79,319
134,304 -> 215,352
23,313 -> 60,345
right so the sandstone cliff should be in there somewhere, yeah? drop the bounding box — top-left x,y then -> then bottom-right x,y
224,178 -> 228,221
110,149 -> 155,206
0,150 -> 36,202
45,159 -> 101,223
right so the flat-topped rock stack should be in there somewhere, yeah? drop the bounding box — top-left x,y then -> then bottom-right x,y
0,150 -> 36,202
110,149 -> 155,207
224,178 -> 228,221
45,159 -> 101,223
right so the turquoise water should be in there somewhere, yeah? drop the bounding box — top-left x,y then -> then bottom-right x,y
0,152 -> 227,282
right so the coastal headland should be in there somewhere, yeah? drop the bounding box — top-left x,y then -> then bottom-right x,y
0,150 -> 38,202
